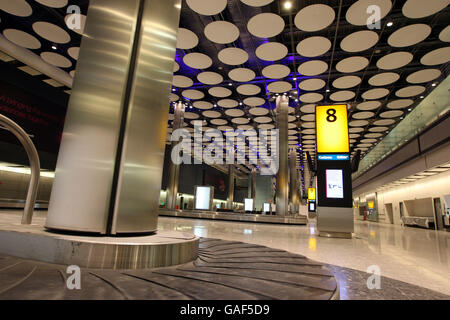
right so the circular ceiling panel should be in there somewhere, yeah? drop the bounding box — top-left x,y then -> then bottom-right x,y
262,64 -> 291,79
388,24 -> 431,47
225,109 -> 245,117
420,47 -> 450,65
254,116 -> 272,124
193,101 -> 213,110
300,92 -> 323,103
439,25 -> 450,42
244,97 -> 265,106
208,86 -> 231,97
300,104 -> 315,113
249,107 -> 269,115
184,112 -> 200,119
340,30 -> 379,52
380,110 -> 403,118
349,127 -> 364,133
377,51 -> 413,70
330,90 -> 355,101
218,99 -> 239,108
369,126 -> 388,132
267,81 -> 292,93
346,0 -> 392,26
169,93 -> 179,102
298,60 -> 328,76
336,56 -> 369,73
210,118 -> 227,125
183,52 -> 212,69
32,21 -> 70,43
232,117 -> 250,124
402,0 -> 449,18
395,85 -> 425,97
301,114 -> 315,122
218,47 -> 248,65
197,71 -> 223,85
349,120 -> 369,127
173,61 -> 179,72
362,88 -> 389,100
332,75 -> 361,89
356,101 -> 381,110
237,84 -> 260,95
406,69 -> 441,83
217,125 -> 233,131
204,21 -> 240,44
240,0 -> 274,7
229,68 -> 255,82
173,75 -> 194,88
258,123 -> 275,129
40,52 -> 72,68
300,78 -> 326,91
387,99 -> 414,109
365,133 -> 383,138
255,42 -> 288,61
297,36 -> 331,57
352,111 -> 375,119
368,72 -> 400,86
0,0 -> 32,16
373,119 -> 395,126
248,13 -> 285,38
202,110 -> 221,118
3,29 -> 41,49
176,28 -> 198,49
186,0 -> 227,15
294,4 -> 335,32
182,89 -> 204,100
35,0 -> 68,7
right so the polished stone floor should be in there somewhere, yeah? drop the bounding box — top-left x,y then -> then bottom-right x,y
157,216 -> 450,297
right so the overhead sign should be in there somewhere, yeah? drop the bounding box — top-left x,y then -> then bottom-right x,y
316,105 -> 349,153
308,188 -> 316,201
318,154 -> 350,161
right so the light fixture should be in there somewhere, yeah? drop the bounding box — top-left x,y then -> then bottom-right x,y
293,77 -> 297,81
51,45 -> 57,50
420,95 -> 424,98
284,1 -> 292,9
432,82 -> 437,86
326,89 -> 330,92
407,108 -> 411,111
386,21 -> 393,27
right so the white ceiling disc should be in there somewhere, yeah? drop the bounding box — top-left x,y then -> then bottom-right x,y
232,117 -> 250,124
365,133 -> 382,138
300,92 -> 323,103
173,61 -> 179,72
255,42 -> 288,61
439,25 -> 450,42
298,60 -> 328,76
357,143 -> 372,148
218,99 -> 239,108
182,89 -> 204,100
237,84 -> 261,95
225,109 -> 245,117
294,4 -> 335,32
301,114 -> 315,122
340,30 -> 379,52
330,90 -> 355,101
249,107 -> 269,115
267,81 -> 292,93
64,13 -> 86,35
229,68 -> 255,82
288,107 -> 295,114
218,47 -> 248,65
288,115 -> 297,122
360,139 -> 377,143
262,64 -> 291,79
302,122 -> 316,128
208,86 -> 231,97
302,134 -> 315,140
356,101 -> 381,110
32,21 -> 71,43
332,75 -> 361,89
169,93 -> 179,102
349,133 -> 361,138
349,120 -> 369,127
300,104 -> 316,113
240,0 -> 274,7
420,47 -> 450,65
218,125 -> 234,131
387,99 -> 414,109
406,69 -> 441,83
352,111 -> 375,119
377,51 -> 413,70
247,13 -> 285,38
202,110 -> 221,118
302,128 -> 315,134
40,52 -> 72,68
373,119 -> 395,126
299,78 -> 326,91
362,88 -> 389,100
176,28 -> 198,49
184,112 -> 200,119
297,36 -> 331,57
254,116 -> 272,123
0,0 -> 32,16
35,0 -> 68,7
380,110 -> 403,118
238,125 -> 254,130
183,52 -> 212,69
349,127 -> 364,133
193,101 -> 213,109
402,0 -> 449,18
303,140 -> 315,145
197,71 -> 223,85
3,29 -> 41,49
288,123 -> 298,129
336,56 -> 369,73
210,118 -> 227,125
368,72 -> 400,86
204,21 -> 240,44
186,0 -> 227,15
258,123 -> 275,129
67,47 -> 79,60
244,97 -> 265,106
346,0 -> 392,25
369,126 -> 389,132
173,75 -> 193,88
388,24 -> 432,47
395,85 -> 425,97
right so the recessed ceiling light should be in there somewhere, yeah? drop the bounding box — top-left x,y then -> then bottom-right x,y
284,1 -> 292,9
51,45 -> 57,50
407,108 -> 411,111
386,21 -> 393,27
420,95 -> 424,98
432,82 -> 437,86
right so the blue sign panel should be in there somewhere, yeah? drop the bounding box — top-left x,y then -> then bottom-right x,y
318,154 -> 350,161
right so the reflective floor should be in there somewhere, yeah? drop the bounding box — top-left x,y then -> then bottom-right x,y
158,217 -> 450,296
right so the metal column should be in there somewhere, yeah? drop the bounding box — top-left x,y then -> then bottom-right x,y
289,148 -> 300,214
227,165 -> 235,210
275,95 -> 289,216
251,168 -> 256,210
46,0 -> 181,234
166,101 -> 185,210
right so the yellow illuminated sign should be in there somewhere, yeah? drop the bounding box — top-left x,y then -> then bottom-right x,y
308,188 -> 316,200
368,201 -> 374,209
316,105 -> 349,153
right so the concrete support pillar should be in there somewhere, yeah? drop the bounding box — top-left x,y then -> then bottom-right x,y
166,101 -> 185,210
289,149 -> 300,214
251,168 -> 257,210
275,95 -> 289,216
46,0 -> 181,234
227,165 -> 235,210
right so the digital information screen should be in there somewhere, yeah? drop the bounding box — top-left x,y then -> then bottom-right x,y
308,201 -> 316,212
244,198 -> 253,211
263,203 -> 270,213
195,186 -> 211,210
326,169 -> 344,199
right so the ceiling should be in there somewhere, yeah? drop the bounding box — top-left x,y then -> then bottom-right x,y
0,0 -> 449,186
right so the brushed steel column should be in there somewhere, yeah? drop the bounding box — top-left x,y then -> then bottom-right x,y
166,101 -> 185,210
227,165 -> 235,210
251,168 -> 256,210
289,149 -> 300,214
46,0 -> 181,234
275,95 -> 289,216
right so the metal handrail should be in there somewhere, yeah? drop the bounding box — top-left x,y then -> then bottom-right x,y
0,114 -> 40,224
